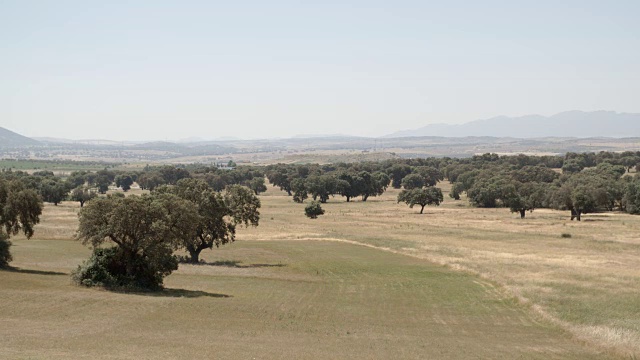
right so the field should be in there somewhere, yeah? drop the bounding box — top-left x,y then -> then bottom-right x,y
2,183 -> 639,358
0,159 -> 119,175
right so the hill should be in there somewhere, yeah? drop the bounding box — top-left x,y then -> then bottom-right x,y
385,111 -> 640,138
0,127 -> 40,148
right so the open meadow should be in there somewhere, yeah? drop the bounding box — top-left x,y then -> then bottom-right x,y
2,182 -> 638,358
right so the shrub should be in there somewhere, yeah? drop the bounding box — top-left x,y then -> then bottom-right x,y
305,201 -> 325,219
561,233 -> 572,238
0,237 -> 13,269
72,247 -> 178,291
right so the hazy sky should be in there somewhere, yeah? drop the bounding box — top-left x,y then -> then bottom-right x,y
1,1 -> 639,141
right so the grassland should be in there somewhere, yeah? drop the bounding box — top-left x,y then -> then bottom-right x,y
2,182 -> 638,358
0,159 -> 119,174
241,183 -> 640,357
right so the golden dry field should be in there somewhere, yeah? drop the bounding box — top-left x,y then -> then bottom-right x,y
2,182 -> 638,359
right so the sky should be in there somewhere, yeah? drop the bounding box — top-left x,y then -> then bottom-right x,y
1,1 -> 639,141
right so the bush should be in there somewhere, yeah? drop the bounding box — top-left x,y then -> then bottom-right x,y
561,233 -> 572,238
72,247 -> 178,291
305,201 -> 325,219
0,237 -> 13,269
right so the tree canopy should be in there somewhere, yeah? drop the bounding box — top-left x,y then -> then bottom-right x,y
397,187 -> 444,214
75,193 -> 198,289
0,178 -> 43,268
156,180 -> 260,264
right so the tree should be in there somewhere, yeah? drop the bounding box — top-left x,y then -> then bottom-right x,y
503,182 -> 548,218
115,174 -> 134,192
224,185 -> 261,228
85,172 -> 98,187
336,172 -> 362,202
70,186 -> 97,207
305,201 -> 325,219
620,156 -> 639,173
511,166 -> 559,184
467,176 -> 513,208
414,166 -> 444,187
305,175 -> 337,203
267,167 -> 294,195
562,159 -> 585,174
397,187 -> 443,214
624,179 -> 640,214
449,182 -> 464,200
66,171 -> 88,189
137,172 -> 165,191
74,193 -> 199,289
158,180 -> 260,264
95,174 -> 112,194
549,173 -> 611,221
0,179 -> 43,268
39,178 -> 69,205
246,177 -> 267,195
387,164 -> 412,189
155,166 -> 191,185
360,171 -> 389,201
401,173 -> 425,190
450,169 -> 481,199
291,178 -> 308,203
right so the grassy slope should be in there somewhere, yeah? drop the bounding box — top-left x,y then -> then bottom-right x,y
2,239 -> 608,359
1,184 -> 634,358
238,183 -> 640,357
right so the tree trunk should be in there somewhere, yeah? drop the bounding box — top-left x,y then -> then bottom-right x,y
188,248 -> 201,263
362,194 -> 369,201
576,210 -> 581,221
420,205 -> 425,214
346,196 -> 350,202
520,209 -> 526,219
124,249 -> 138,278
571,209 -> 577,221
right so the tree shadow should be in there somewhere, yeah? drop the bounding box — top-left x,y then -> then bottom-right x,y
132,288 -> 232,298
158,288 -> 232,298
2,267 -> 67,276
199,260 -> 286,268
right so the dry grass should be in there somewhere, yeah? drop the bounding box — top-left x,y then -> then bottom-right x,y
238,182 -> 640,357
2,181 -> 637,358
2,238 -> 610,359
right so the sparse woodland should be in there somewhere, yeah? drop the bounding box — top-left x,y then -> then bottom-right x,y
2,151 -> 640,279
2,151 -> 640,358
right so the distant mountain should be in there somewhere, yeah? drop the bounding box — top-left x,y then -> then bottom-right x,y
176,136 -> 243,143
384,111 -> 640,138
292,133 -> 355,139
0,127 -> 40,148
33,137 -> 143,146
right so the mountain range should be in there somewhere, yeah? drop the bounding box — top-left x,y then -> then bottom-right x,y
384,111 -> 640,138
2,111 -> 640,149
0,127 -> 40,147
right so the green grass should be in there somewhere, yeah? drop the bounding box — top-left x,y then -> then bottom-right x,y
0,159 -> 118,173
0,239 -> 611,359
4,182 -> 638,358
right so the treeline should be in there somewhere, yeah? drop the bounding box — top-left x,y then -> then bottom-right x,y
443,151 -> 640,220
0,164 -> 268,208
1,151 -> 639,217
3,151 -> 640,291
263,151 -> 640,220
0,164 -> 263,290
